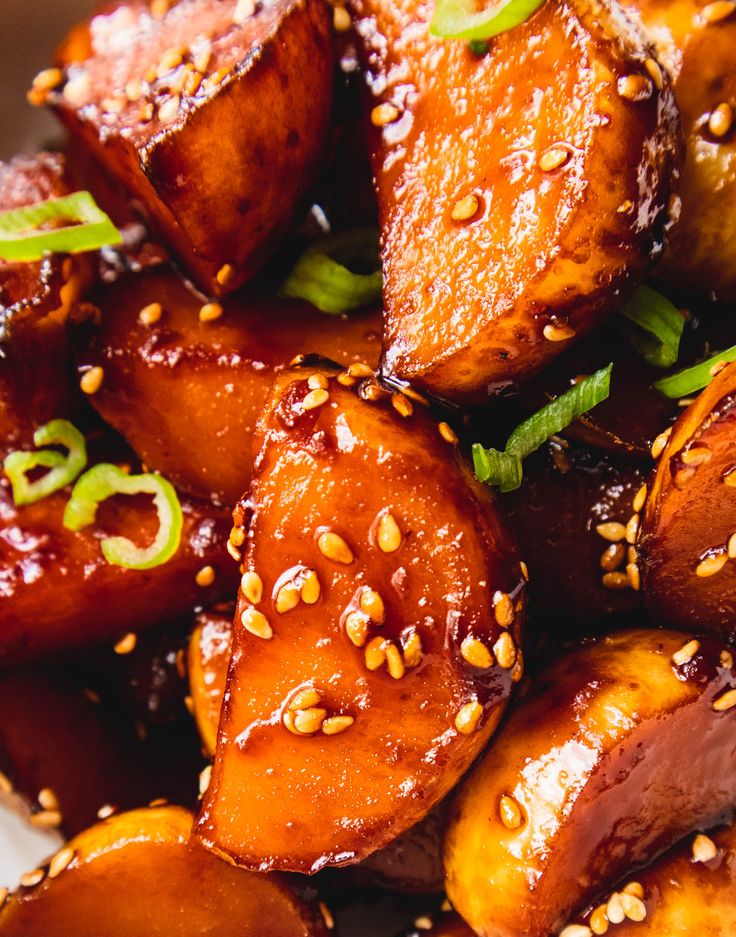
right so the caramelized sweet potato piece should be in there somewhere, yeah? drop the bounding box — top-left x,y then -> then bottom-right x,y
444,629 -> 736,937
74,267 -> 382,504
349,0 -> 678,402
0,806 -> 329,936
0,444 -> 237,666
623,0 -> 736,298
638,360 -> 736,644
197,365 -> 525,872
187,607 -> 232,756
49,0 -> 333,296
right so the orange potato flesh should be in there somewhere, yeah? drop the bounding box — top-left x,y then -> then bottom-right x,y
623,0 -> 736,298
0,445 -> 238,666
0,806 -> 329,937
74,266 -> 382,504
444,629 -> 736,937
197,365 -> 525,872
49,0 -> 333,297
638,360 -> 736,645
349,0 -> 679,402
187,607 -> 232,757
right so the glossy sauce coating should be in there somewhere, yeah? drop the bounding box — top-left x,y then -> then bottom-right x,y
444,629 -> 736,937
197,365 -> 525,872
75,266 -> 382,504
187,607 -> 232,756
639,360 -> 736,644
0,807 -> 329,937
350,0 -> 679,402
50,0 -> 333,295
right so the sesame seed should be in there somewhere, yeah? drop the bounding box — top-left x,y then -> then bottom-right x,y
303,388 -> 330,411
361,381 -> 385,402
337,371 -> 357,386
199,302 -> 223,322
125,78 -> 143,101
672,639 -> 700,666
80,366 -> 104,395
308,373 -> 329,390
617,199 -> 634,214
184,68 -> 203,96
317,530 -> 353,564
626,562 -> 640,590
0,773 -> 11,796
20,869 -> 45,888
195,565 -> 216,587
300,570 -> 321,605
681,446 -> 712,466
275,583 -> 300,613
414,917 -> 433,931
692,832 -> 718,861
520,561 -> 529,581
37,788 -> 59,811
511,648 -> 524,683
294,707 -> 327,734
455,699 -> 483,734
157,49 -> 183,77
559,927 -> 592,937
440,899 -> 452,912
139,102 -> 154,122
589,905 -> 609,935
596,521 -> 626,542
651,427 -> 672,459
360,587 -> 385,623
450,194 -> 480,222
538,146 -> 571,172
721,649 -> 734,668
364,636 -> 387,670
282,711 -> 300,735
371,102 -> 401,126
606,893 -> 625,925
233,0 -> 256,23
139,302 -> 163,325
600,543 -> 625,571
617,74 -> 653,101
461,635 -> 494,669
347,362 -> 374,378
30,68 -> 63,105
192,44 -> 212,74
620,893 -> 646,922
346,610 -> 369,647
543,322 -> 576,342
674,466 -> 696,489
114,632 -> 137,655
31,809 -> 62,829
241,571 -> 263,604
289,688 -> 323,711
625,513 -> 639,544
391,393 -> 413,417
333,5 -> 351,31
713,688 -> 736,711
709,102 -> 733,138
493,631 -> 517,669
602,571 -> 629,590
377,512 -> 402,553
229,526 -> 245,547
63,72 -> 91,107
633,484 -> 647,513
402,631 -> 423,668
386,643 -> 406,679
241,607 -> 273,640
644,57 -> 663,90
700,0 -> 735,22
216,264 -> 235,286
319,902 -> 335,929
322,715 -> 354,735
47,847 -> 74,879
726,533 -> 736,558
622,881 -> 644,899
696,553 -> 728,577
499,794 -> 523,829
290,354 -> 306,367
97,804 -> 116,819
438,421 -> 458,444
158,95 -> 181,124
198,765 -> 212,796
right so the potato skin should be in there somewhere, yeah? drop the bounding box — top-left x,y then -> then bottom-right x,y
197,365 -> 525,873
639,361 -> 736,645
75,267 -> 382,505
50,0 -> 333,296
0,806 -> 330,937
350,0 -> 679,402
444,629 -> 736,937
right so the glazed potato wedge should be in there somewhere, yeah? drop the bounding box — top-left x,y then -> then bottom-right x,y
0,153 -> 90,457
623,0 -> 736,298
349,0 -> 678,402
444,629 -> 736,937
563,822 -> 736,936
0,446 -> 237,666
0,806 -> 329,936
197,365 -> 525,872
49,0 -> 333,296
74,267 -> 382,504
638,360 -> 736,644
187,607 -> 232,756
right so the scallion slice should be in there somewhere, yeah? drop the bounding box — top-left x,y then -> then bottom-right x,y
280,228 -> 382,315
653,346 -> 736,399
619,285 -> 684,368
473,364 -> 613,492
3,419 -> 87,506
0,191 -> 122,263
431,0 -> 547,41
63,464 -> 183,570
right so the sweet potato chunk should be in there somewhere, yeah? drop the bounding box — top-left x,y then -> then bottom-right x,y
74,266 -> 382,504
187,607 -> 232,756
444,629 -> 736,937
49,0 -> 333,296
0,806 -> 329,936
638,361 -> 736,644
197,365 -> 525,872
623,0 -> 736,298
565,822 -> 736,935
349,0 -> 679,402
0,443 -> 237,666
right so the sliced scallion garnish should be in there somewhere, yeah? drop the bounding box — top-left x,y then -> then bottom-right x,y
0,191 -> 122,262
63,464 -> 183,570
431,0 -> 547,41
473,364 -> 613,492
619,285 -> 684,368
280,228 -> 382,315
3,419 -> 87,506
653,346 -> 736,399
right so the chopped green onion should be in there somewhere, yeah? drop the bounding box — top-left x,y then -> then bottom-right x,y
473,364 -> 613,492
0,191 -> 122,263
653,346 -> 736,399
431,0 -> 547,41
468,39 -> 490,55
63,464 -> 183,570
280,228 -> 382,315
619,285 -> 684,368
3,419 -> 87,506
